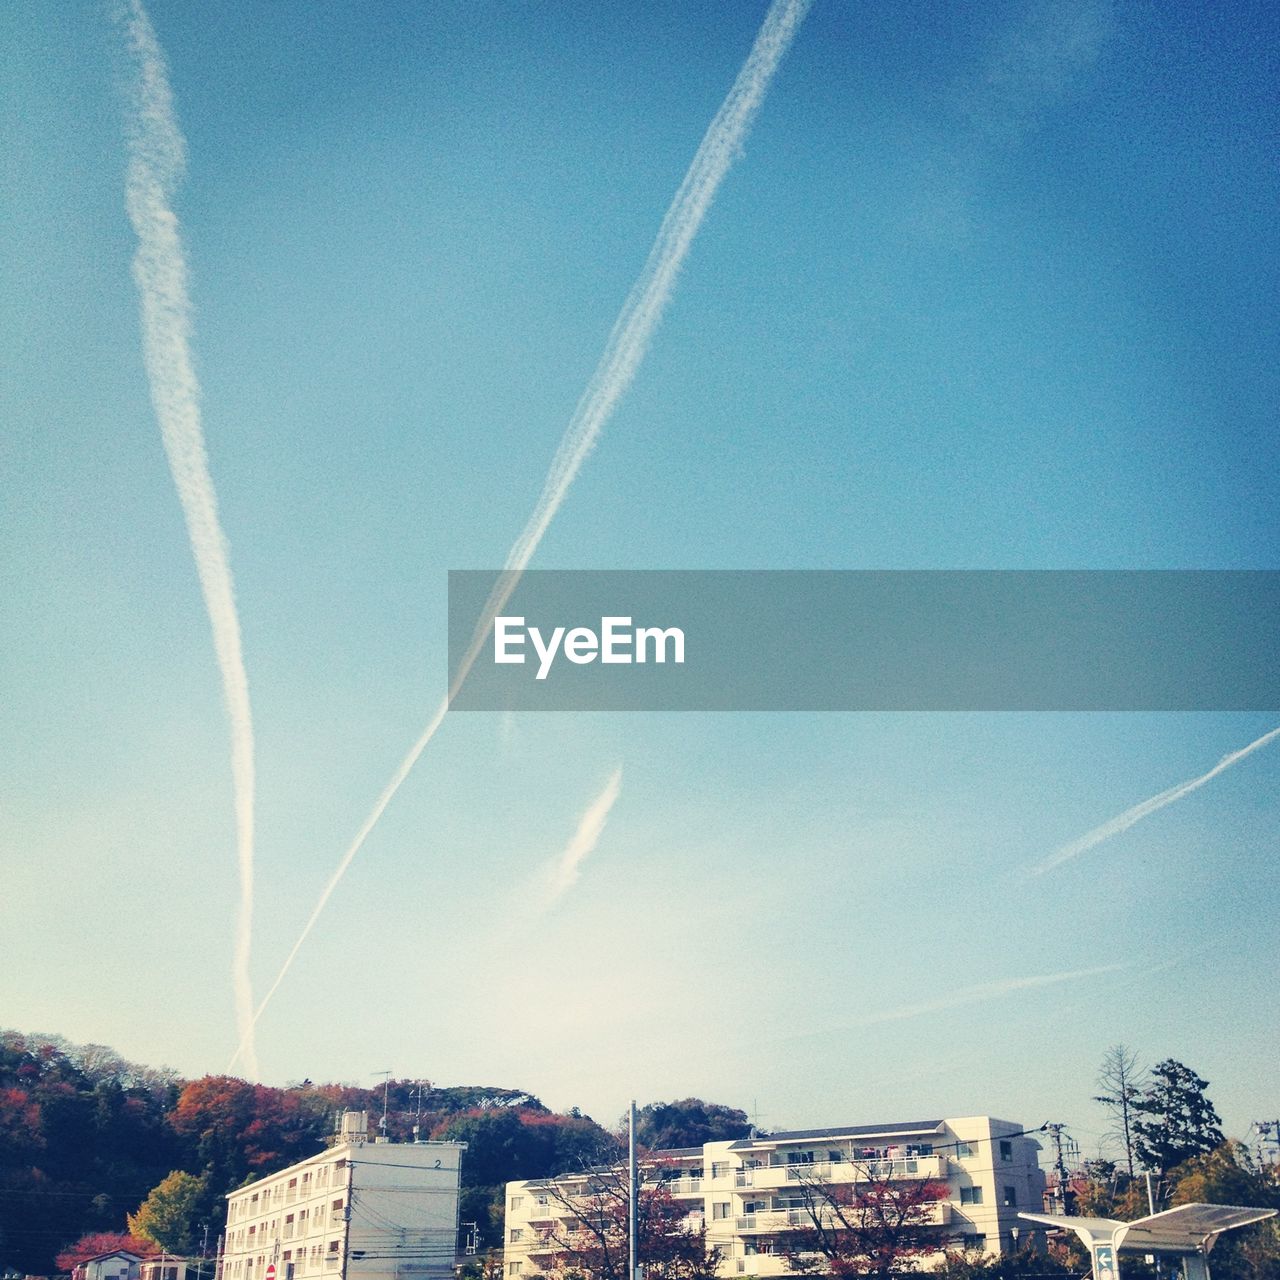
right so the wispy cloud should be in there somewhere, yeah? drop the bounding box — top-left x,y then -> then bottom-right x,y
962,0 -> 1114,146
540,769 -> 623,911
1035,726 -> 1280,875
905,0 -> 1113,247
766,964 -> 1123,1051
226,0 -> 813,1069
844,964 -> 1123,1029
115,0 -> 260,1079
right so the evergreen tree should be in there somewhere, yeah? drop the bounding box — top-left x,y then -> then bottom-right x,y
1132,1059 -> 1224,1175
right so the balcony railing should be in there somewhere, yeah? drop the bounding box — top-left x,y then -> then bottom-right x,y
663,1178 -> 703,1195
734,1202 -> 950,1233
746,1155 -> 946,1186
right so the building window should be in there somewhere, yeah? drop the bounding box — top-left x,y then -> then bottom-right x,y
511,1196 -> 524,1210
712,1203 -> 731,1220
964,1235 -> 986,1252
1003,1186 -> 1017,1207
711,1163 -> 727,1179
510,1230 -> 523,1243
960,1187 -> 983,1205
999,1141 -> 1012,1162
957,1143 -> 976,1159
508,1265 -> 523,1276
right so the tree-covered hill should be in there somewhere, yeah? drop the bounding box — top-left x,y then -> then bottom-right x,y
0,1030 -> 749,1276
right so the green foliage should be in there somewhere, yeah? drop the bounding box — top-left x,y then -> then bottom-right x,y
0,1032 -> 181,1276
1132,1060 -> 1224,1175
632,1099 -> 752,1151
127,1171 -> 208,1253
437,1106 -> 617,1250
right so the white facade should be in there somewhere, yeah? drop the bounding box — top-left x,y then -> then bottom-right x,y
220,1118 -> 463,1280
77,1250 -> 144,1280
505,1116 -> 1045,1278
139,1259 -> 203,1280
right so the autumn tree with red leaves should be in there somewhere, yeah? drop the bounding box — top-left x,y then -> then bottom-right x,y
534,1164 -> 720,1280
55,1232 -> 158,1271
781,1161 -> 951,1279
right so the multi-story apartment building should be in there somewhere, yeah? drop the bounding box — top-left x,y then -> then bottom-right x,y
219,1112 -> 464,1280
505,1116 -> 1045,1278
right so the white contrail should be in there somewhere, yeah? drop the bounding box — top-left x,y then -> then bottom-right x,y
226,0 -> 812,1069
763,964 -> 1122,1049
115,0 -> 260,1080
845,964 -> 1123,1027
541,769 -> 623,909
1034,725 -> 1280,875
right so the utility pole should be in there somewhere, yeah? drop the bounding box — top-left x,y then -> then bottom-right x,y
1045,1124 -> 1075,1215
1252,1121 -> 1280,1170
629,1100 -> 639,1280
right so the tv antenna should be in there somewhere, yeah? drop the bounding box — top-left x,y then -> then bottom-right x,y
373,1070 -> 391,1140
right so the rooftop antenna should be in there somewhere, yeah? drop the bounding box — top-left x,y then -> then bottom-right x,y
374,1070 -> 391,1141
411,1080 -> 429,1142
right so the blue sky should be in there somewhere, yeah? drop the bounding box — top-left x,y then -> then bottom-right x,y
3,0 -> 1277,1152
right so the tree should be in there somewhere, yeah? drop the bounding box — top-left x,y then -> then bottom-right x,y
1094,1047 -> 1145,1178
535,1164 -> 720,1280
1132,1060 -> 1224,1176
55,1232 -> 157,1271
1168,1143 -> 1280,1280
782,1161 -> 951,1279
931,1244 -> 1073,1280
437,1107 -> 618,1251
632,1100 -> 752,1151
127,1171 -> 208,1254
1071,1159 -> 1148,1222
167,1077 -> 332,1193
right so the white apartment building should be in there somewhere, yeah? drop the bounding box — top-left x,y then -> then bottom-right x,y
505,1116 -> 1045,1278
220,1112 -> 464,1280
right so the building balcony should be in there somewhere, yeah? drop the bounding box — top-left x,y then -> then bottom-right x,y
734,1202 -> 951,1234
731,1253 -> 795,1276
664,1178 -> 704,1196
735,1211 -> 809,1233
742,1155 -> 947,1190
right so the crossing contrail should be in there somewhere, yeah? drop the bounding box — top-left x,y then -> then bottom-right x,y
116,0 -> 260,1080
1034,725 -> 1280,874
542,769 -> 623,909
226,0 -> 813,1069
